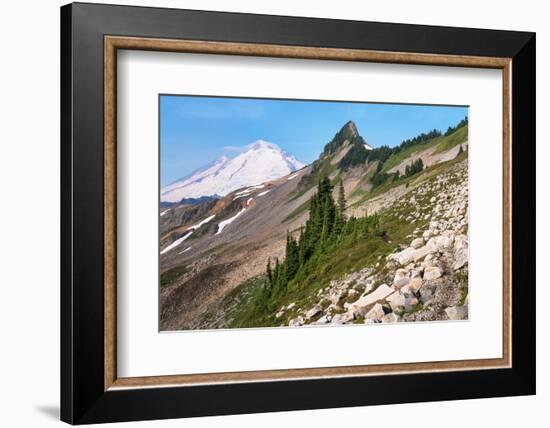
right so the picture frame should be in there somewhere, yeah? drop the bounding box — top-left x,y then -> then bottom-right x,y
61,2 -> 536,424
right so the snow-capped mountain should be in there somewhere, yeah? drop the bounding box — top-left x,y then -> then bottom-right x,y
161,140 -> 304,202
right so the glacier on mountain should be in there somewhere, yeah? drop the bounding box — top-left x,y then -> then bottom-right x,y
161,140 -> 304,202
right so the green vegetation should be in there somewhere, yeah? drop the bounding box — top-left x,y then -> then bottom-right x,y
268,177 -> 375,302
351,147 -> 468,207
228,119 -> 469,328
341,128 -> 440,174
336,120 -> 463,178
296,117 -> 467,205
405,158 -> 424,177
433,123 -> 468,154
398,128 -> 443,148
228,171 -> 431,328
228,176 -> 393,327
369,157 -> 425,192
406,302 -> 424,314
458,286 -> 469,307
381,119 -> 466,172
338,140 -> 370,170
230,157 -> 464,328
456,269 -> 469,306
221,276 -> 266,328
292,156 -> 338,201
370,162 -> 390,188
444,116 -> 468,136
346,120 -> 468,205
160,265 -> 189,288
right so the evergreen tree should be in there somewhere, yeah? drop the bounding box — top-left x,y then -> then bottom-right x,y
338,139 -> 369,170
285,232 -> 300,280
337,180 -> 346,220
266,258 -> 272,286
272,258 -> 280,291
404,158 -> 424,177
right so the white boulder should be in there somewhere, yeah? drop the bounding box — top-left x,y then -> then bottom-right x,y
454,235 -> 468,252
390,247 -> 416,266
432,234 -> 454,250
331,312 -> 354,325
305,305 -> 322,320
387,292 -> 406,312
365,303 -> 385,321
410,237 -> 425,249
453,247 -> 468,270
289,316 -> 304,327
423,266 -> 442,281
412,243 -> 437,262
348,284 -> 396,317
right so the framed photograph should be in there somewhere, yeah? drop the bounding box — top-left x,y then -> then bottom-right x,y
61,2 -> 536,424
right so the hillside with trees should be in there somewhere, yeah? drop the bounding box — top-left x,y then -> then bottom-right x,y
159,115 -> 469,330
228,176 -> 383,327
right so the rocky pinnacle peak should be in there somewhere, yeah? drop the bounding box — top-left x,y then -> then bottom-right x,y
343,120 -> 358,136
322,120 -> 362,156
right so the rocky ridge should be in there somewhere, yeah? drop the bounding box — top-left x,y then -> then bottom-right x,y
284,159 -> 469,326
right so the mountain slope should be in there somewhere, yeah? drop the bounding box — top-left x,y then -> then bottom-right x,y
271,156 -> 469,327
159,119 -> 469,330
161,140 -> 304,202
159,166 -> 313,330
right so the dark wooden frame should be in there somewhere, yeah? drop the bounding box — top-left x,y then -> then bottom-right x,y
61,2 -> 536,424
104,37 -> 513,389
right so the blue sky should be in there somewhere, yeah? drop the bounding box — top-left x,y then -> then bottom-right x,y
160,95 -> 468,187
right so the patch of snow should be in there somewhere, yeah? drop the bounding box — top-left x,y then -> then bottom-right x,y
160,209 -> 170,216
257,190 -> 270,197
246,197 -> 254,206
235,184 -> 265,195
188,214 -> 215,230
287,173 -> 298,180
363,139 -> 374,151
160,232 -> 193,255
233,193 -> 251,200
215,208 -> 246,235
178,247 -> 192,254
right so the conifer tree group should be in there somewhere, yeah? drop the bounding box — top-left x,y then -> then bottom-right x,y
404,158 -> 424,177
263,176 -> 380,309
444,116 -> 468,136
